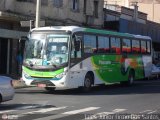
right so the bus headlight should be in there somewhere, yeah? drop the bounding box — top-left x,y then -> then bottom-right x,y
55,72 -> 66,79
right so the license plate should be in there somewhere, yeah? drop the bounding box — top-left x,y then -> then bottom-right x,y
37,84 -> 46,88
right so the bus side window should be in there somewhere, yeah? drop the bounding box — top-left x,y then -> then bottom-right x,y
132,40 -> 140,54
84,35 -> 97,53
110,37 -> 121,54
71,35 -> 82,58
122,38 -> 131,53
98,36 -> 110,53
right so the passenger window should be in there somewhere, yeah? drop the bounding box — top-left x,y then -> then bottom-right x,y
71,35 -> 82,58
110,37 -> 121,54
84,35 -> 97,53
141,41 -> 147,54
122,39 -> 131,53
132,40 -> 140,53
98,36 -> 110,53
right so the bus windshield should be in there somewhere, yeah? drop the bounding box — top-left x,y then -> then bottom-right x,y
24,32 -> 69,68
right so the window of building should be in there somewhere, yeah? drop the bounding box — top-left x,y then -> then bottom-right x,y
17,0 -> 48,5
41,0 -> 48,6
122,39 -> 131,53
72,0 -> 79,11
110,37 -> 121,54
147,41 -> 151,54
94,0 -> 99,18
16,0 -> 35,3
53,0 -> 63,7
132,40 -> 140,53
84,35 -> 97,53
98,36 -> 110,53
141,41 -> 147,54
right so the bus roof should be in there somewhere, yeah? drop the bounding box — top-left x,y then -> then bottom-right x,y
31,26 -> 151,40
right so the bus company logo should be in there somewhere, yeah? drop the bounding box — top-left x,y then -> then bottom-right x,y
99,60 -> 111,65
1,114 -> 18,120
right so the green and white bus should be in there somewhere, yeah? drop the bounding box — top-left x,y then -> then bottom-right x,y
22,26 -> 152,91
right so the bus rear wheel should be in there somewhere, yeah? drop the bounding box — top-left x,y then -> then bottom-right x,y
45,87 -> 55,92
120,70 -> 135,86
128,71 -> 135,85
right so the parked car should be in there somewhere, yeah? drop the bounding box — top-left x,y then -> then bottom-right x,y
0,76 -> 15,103
155,63 -> 160,69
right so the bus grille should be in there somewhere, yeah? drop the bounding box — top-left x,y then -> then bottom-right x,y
31,80 -> 55,87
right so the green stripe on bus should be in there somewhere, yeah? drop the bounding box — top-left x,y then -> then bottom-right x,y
23,66 -> 64,78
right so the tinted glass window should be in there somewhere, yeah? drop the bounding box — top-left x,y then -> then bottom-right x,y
111,37 -> 121,54
84,35 -> 97,53
122,39 -> 131,53
98,36 -> 110,53
132,40 -> 140,53
147,41 -> 151,54
141,41 -> 147,54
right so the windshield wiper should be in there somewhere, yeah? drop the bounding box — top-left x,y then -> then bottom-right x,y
51,63 -> 57,68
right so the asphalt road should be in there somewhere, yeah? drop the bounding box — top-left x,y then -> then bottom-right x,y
1,79 -> 160,120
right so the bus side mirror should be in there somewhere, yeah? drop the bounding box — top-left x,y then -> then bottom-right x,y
19,36 -> 28,42
75,41 -> 80,51
72,34 -> 81,51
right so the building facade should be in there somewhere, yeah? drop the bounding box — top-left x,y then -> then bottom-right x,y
104,6 -> 160,61
11,0 -> 104,28
0,0 -> 104,78
104,0 -> 160,23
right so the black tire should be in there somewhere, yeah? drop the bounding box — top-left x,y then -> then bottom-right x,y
45,87 -> 55,92
120,70 -> 135,86
121,63 -> 126,75
82,74 -> 92,92
128,71 -> 135,85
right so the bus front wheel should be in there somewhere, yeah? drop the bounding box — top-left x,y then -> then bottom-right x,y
82,74 -> 92,92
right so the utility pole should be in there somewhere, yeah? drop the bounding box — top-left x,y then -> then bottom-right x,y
130,1 -> 138,22
35,0 -> 41,28
133,2 -> 138,22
